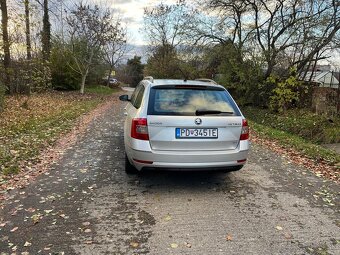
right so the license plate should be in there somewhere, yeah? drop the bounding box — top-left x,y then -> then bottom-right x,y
175,128 -> 218,139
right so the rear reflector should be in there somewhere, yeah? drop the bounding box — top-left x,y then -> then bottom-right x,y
131,118 -> 149,140
237,159 -> 247,163
133,159 -> 153,164
240,119 -> 249,140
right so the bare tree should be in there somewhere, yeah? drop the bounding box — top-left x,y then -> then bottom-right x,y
143,1 -> 196,78
1,0 -> 12,94
247,0 -> 339,77
143,1 -> 193,48
102,21 -> 127,86
196,0 -> 253,48
41,0 -> 51,61
24,0 -> 32,59
65,3 -> 118,94
196,0 -> 340,78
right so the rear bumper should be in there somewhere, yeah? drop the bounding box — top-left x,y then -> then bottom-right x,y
126,139 -> 250,171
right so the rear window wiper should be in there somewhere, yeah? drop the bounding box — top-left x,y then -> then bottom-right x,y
195,110 -> 234,116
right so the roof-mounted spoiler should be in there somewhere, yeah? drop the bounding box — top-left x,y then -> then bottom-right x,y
195,78 -> 217,85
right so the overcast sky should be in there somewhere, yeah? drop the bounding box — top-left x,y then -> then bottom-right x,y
110,0 -> 179,46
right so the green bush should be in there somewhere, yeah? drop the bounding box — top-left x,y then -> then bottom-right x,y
269,68 -> 304,113
50,43 -> 80,90
210,44 -> 265,107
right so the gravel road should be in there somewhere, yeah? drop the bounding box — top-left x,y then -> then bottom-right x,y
0,94 -> 339,255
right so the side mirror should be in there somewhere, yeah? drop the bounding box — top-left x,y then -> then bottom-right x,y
119,95 -> 130,101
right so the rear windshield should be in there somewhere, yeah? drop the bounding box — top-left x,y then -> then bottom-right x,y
148,86 -> 241,116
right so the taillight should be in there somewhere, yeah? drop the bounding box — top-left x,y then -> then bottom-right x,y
131,118 -> 149,140
240,119 -> 249,140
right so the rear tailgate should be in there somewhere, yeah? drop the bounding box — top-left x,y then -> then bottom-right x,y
148,115 -> 242,151
147,84 -> 243,151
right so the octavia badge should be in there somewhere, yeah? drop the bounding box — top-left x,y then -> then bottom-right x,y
195,118 -> 202,125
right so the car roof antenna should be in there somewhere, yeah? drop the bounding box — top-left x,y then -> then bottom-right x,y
177,66 -> 188,82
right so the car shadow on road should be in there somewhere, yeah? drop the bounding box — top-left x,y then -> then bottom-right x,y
130,169 -> 245,194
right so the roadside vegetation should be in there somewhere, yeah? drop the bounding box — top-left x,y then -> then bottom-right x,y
248,120 -> 340,166
243,108 -> 340,144
243,107 -> 340,168
85,85 -> 120,95
0,89 -> 117,175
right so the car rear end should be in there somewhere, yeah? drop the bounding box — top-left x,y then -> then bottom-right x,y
126,81 -> 249,171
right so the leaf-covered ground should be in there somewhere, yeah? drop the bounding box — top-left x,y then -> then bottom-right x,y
0,90 -> 116,181
250,124 -> 340,183
243,107 -> 339,182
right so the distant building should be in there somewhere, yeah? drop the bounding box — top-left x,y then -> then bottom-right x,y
308,64 -> 332,72
302,71 -> 339,89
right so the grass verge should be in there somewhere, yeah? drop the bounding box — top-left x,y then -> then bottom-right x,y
243,107 -> 340,144
249,120 -> 340,166
0,91 -> 112,175
85,85 -> 119,95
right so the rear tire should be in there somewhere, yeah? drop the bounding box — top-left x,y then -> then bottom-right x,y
125,154 -> 138,174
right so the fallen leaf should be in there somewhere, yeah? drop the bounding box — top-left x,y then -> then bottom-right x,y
10,227 -> 18,232
184,242 -> 192,248
26,208 -> 36,213
59,214 -> 69,219
170,243 -> 178,248
164,215 -> 172,221
226,234 -> 233,241
284,232 -> 293,239
24,241 -> 32,247
31,214 -> 41,224
130,241 -> 139,248
276,225 -> 283,231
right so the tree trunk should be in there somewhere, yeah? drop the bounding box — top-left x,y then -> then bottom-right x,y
107,67 -> 113,87
80,75 -> 86,94
0,0 -> 12,94
41,0 -> 51,61
25,0 -> 32,60
80,69 -> 89,94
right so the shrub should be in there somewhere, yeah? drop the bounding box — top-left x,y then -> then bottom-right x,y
11,59 -> 52,94
50,45 -> 80,90
269,67 -> 304,113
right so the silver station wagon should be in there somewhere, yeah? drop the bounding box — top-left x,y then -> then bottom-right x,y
119,78 -> 250,174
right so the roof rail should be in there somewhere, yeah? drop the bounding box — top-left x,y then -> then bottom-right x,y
144,76 -> 154,83
195,78 -> 217,85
